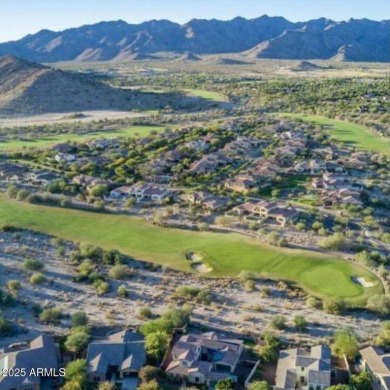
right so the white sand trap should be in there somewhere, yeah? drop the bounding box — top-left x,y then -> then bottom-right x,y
187,252 -> 203,262
353,277 -> 374,288
192,263 -> 213,274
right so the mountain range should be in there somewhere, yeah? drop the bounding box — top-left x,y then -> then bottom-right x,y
0,16 -> 389,62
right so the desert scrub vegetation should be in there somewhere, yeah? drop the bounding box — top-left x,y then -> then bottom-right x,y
29,272 -> 47,285
23,259 -> 44,271
173,286 -> 212,304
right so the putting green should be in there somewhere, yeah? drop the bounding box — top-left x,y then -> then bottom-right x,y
0,196 -> 382,306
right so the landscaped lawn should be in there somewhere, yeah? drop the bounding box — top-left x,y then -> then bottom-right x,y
184,89 -> 225,102
277,113 -> 390,156
0,196 -> 382,306
0,125 -> 165,151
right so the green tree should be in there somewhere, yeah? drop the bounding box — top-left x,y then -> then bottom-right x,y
259,345 -> 278,363
65,359 -> 87,381
145,331 -> 169,361
63,359 -> 87,390
98,382 -> 115,390
332,329 -> 359,360
65,329 -> 91,355
215,378 -> 235,390
349,371 -> 372,390
247,381 -> 272,390
139,365 -> 160,383
138,380 -> 160,390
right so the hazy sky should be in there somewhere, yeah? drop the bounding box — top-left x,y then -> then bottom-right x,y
1,0 -> 389,42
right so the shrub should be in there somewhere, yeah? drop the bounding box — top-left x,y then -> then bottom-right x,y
40,308 -> 62,324
23,259 -> 44,271
7,280 -> 21,292
108,264 -> 128,280
319,233 -> 346,250
71,312 -> 88,328
244,279 -> 256,292
271,315 -> 286,330
30,272 -> 46,285
323,298 -> 346,315
139,306 -> 153,320
117,285 -> 128,298
306,296 -> 322,309
367,294 -> 390,316
294,315 -> 308,331
94,280 -> 110,296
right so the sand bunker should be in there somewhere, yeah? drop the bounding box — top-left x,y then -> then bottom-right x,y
186,252 -> 203,262
353,277 -> 374,288
192,263 -> 213,274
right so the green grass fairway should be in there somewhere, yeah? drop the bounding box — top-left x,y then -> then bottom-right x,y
0,125 -> 164,151
184,89 -> 225,101
0,196 -> 382,306
278,113 -> 390,156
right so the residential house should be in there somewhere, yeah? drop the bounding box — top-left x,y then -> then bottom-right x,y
72,175 -> 109,188
322,189 -> 362,207
165,332 -> 243,388
268,207 -> 299,227
231,201 -> 259,216
0,334 -> 60,390
27,171 -> 60,185
110,183 -> 173,203
232,200 -> 298,226
275,345 -> 332,390
0,163 -> 27,182
294,160 -> 326,174
360,346 -> 390,390
54,153 -> 76,163
188,153 -> 232,175
185,140 -> 210,152
86,330 -> 146,390
88,138 -> 120,150
203,196 -> 229,213
225,174 -> 258,194
185,192 -> 229,213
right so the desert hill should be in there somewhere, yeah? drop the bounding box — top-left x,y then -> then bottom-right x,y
0,56 -> 180,117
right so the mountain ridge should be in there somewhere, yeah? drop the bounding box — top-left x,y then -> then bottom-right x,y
0,56 -> 183,117
0,16 -> 389,62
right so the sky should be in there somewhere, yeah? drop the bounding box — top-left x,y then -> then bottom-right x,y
0,0 -> 389,42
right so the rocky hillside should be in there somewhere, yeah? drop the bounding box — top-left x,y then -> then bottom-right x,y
0,56 -> 180,117
0,16 -> 388,62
